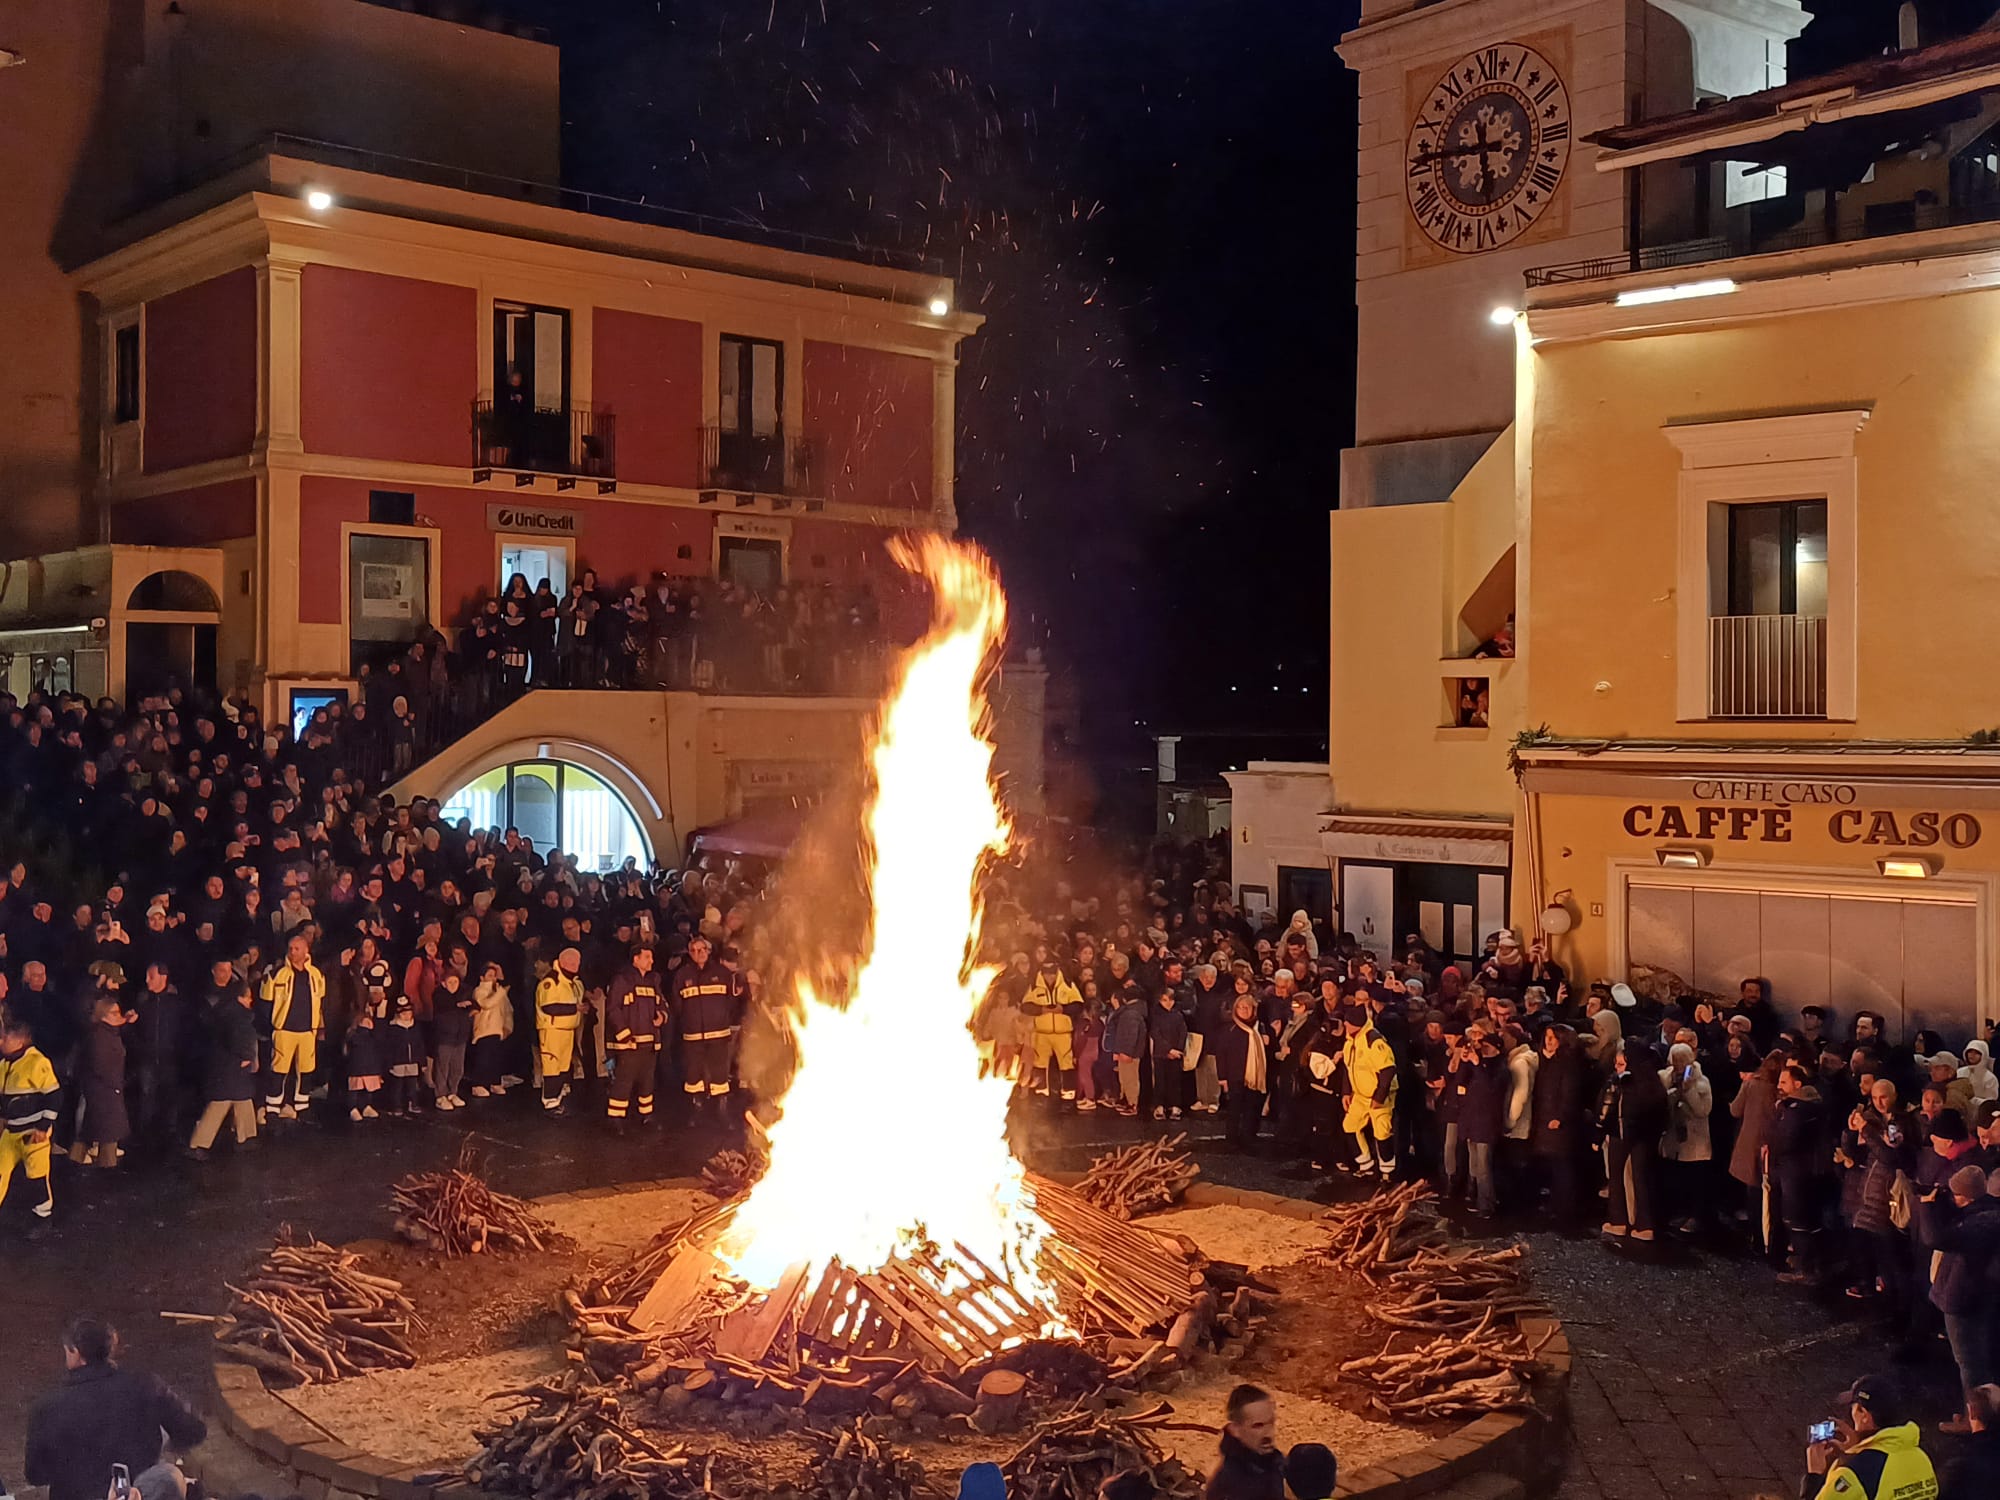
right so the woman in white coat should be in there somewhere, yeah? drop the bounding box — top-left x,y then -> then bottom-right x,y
468,960 -> 515,1099
1658,1041 -> 1714,1234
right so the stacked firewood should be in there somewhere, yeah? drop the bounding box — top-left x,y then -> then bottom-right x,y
1318,1185 -> 1553,1418
1001,1397 -> 1205,1500
213,1228 -> 419,1385
1318,1180 -> 1447,1268
467,1371 -> 744,1500
390,1147 -> 563,1256
790,1418 -> 939,1500
1340,1307 -> 1555,1418
1075,1137 -> 1201,1220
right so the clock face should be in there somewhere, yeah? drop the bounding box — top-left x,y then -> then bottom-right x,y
1405,42 -> 1572,255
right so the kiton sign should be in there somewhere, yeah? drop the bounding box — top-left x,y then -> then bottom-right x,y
1622,803 -> 1983,848
487,503 -> 579,536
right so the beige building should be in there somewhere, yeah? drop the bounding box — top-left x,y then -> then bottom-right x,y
1231,0 -> 1808,965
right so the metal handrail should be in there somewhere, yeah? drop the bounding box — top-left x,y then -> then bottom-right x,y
1708,614 -> 1826,720
699,425 -> 821,497
472,399 -> 616,478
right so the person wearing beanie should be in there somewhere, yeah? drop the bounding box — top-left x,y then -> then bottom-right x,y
383,995 -> 425,1116
1283,1443 -> 1338,1500
535,946 -> 587,1116
954,1461 -> 1005,1500
1921,1159 -> 2000,1434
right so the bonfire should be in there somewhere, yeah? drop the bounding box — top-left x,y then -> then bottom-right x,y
632,538 -> 1199,1376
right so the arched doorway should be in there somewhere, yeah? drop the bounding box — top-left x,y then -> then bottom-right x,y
439,758 -> 651,872
123,569 -> 223,701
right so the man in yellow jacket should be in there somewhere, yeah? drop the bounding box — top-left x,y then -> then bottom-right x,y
1802,1375 -> 1937,1500
261,934 -> 326,1120
0,1009 -> 61,1221
1021,959 -> 1083,1103
535,947 -> 586,1116
1340,1006 -> 1399,1181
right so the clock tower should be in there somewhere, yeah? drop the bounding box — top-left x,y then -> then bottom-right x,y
1336,0 -> 1809,509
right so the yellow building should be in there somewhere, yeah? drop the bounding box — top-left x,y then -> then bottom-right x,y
1507,26 -> 2000,1038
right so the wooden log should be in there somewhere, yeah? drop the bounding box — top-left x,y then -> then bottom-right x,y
680,1370 -> 719,1398
970,1368 -> 1028,1434
914,1372 -> 977,1417
1168,1290 -> 1216,1355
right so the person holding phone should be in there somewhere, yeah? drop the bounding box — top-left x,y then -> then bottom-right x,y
24,1318 -> 207,1500
1799,1374 -> 1935,1500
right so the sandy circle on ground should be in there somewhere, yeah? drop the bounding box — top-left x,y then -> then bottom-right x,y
280,1346 -> 570,1466
1142,1204 -> 1329,1271
539,1185 -> 715,1256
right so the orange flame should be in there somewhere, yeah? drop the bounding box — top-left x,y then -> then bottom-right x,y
719,537 -> 1058,1318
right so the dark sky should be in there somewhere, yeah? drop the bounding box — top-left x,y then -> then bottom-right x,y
443,0 -> 1949,756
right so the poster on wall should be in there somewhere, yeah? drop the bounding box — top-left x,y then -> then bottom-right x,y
358,563 -> 419,620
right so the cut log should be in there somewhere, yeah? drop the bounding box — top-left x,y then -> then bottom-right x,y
970,1368 -> 1028,1434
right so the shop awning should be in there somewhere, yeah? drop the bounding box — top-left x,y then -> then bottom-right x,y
686,807 -> 806,860
1320,816 -> 1512,869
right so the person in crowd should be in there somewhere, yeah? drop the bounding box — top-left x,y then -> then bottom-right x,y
70,996 -> 131,1169
1283,1444 -> 1338,1500
383,994 -> 425,1115
186,979 -> 258,1158
1801,1374 -> 1935,1500
24,1317 -> 207,1500
673,933 -> 741,1118
1213,991 -> 1269,1153
1529,1023 -> 1587,1230
1499,1023 -> 1539,1209
1844,1079 -> 1917,1315
1185,962 -> 1229,1115
1442,1024 -> 1504,1217
603,944 -> 664,1131
431,966 -> 474,1111
1939,1385 -> 2000,1499
1148,984 -> 1188,1123
260,933 -> 325,1121
1339,1003 -> 1398,1182
1104,985 -> 1148,1117
1731,1050 -> 1783,1254
1206,1384 -> 1283,1500
536,946 -> 587,1116
0,1008 -> 60,1220
468,959 -> 515,1100
1767,1060 -> 1830,1285
1599,1040 -> 1668,1243
1657,1041 -> 1714,1235
1022,957 -> 1083,1105
1921,1162 -> 2000,1434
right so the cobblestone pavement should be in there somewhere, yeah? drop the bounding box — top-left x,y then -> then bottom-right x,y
0,1096 -> 1971,1500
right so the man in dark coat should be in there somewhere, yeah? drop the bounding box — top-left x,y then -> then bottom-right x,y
1204,1384 -> 1284,1500
25,1317 -> 207,1500
186,979 -> 259,1157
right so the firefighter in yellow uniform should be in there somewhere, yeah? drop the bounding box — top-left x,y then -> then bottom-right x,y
261,934 -> 327,1119
1340,1005 -> 1399,1181
0,1010 -> 61,1220
1021,959 -> 1083,1101
535,947 -> 586,1115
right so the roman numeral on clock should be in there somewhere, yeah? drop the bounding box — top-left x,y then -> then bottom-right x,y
1530,160 -> 1562,194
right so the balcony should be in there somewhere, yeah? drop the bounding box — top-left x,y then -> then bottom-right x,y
1708,614 -> 1826,720
472,400 -> 616,490
700,425 -> 821,505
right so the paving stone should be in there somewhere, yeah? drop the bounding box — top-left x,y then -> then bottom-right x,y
1586,1464 -> 1668,1500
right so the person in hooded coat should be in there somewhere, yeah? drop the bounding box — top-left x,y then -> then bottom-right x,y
1958,1039 -> 1998,1106
1530,1024 -> 1588,1230
1657,1041 -> 1714,1234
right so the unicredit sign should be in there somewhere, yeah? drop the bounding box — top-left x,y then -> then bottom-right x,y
487,503 -> 580,535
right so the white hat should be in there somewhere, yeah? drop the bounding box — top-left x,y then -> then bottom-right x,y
1611,982 -> 1638,1009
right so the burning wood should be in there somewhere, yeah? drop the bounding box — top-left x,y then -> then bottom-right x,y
701,1146 -> 767,1200
213,1228 -> 418,1385
390,1145 -> 563,1257
1075,1136 -> 1201,1220
467,1371 -> 745,1500
1001,1397 -> 1206,1500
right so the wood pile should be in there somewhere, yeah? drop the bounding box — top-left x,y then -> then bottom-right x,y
790,1418 -> 940,1500
1318,1185 -> 1553,1419
1000,1397 -> 1207,1500
467,1371 -> 745,1500
1340,1307 -> 1555,1418
1027,1176 -> 1206,1340
213,1228 -> 419,1385
390,1146 -> 563,1257
1074,1137 -> 1201,1220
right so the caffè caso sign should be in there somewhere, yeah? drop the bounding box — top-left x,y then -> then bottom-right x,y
1621,779 -> 1982,849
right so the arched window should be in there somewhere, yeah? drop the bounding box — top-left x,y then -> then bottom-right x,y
440,759 -> 649,871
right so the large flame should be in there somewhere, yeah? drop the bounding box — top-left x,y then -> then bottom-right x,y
719,537 -> 1055,1311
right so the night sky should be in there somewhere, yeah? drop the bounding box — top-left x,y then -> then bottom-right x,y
443,0 -> 1937,763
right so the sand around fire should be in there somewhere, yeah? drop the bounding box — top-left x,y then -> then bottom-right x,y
280,1183 -> 1418,1477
